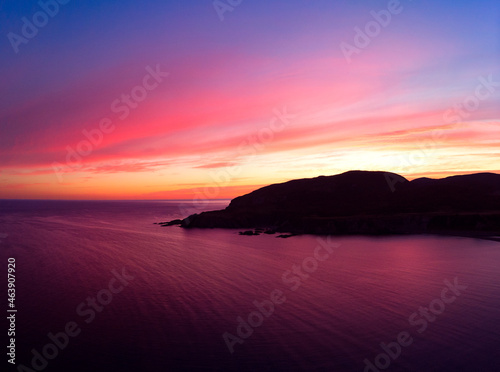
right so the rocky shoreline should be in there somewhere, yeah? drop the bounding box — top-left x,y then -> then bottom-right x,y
157,171 -> 500,239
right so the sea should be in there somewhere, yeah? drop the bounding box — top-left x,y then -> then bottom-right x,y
1,199 -> 500,372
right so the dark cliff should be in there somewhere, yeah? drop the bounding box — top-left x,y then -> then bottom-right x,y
175,171 -> 500,236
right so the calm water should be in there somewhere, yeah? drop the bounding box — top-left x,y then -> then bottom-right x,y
1,200 -> 500,372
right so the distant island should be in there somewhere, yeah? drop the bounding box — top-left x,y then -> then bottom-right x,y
159,171 -> 500,239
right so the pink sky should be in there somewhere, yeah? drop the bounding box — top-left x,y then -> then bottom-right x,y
1,1 -> 499,199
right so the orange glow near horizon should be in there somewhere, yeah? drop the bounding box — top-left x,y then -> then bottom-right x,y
2,117 -> 500,200
1,2 -> 499,200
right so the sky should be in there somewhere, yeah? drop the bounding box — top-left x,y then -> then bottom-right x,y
0,0 -> 499,200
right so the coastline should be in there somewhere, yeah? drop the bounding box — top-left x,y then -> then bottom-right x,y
159,212 -> 500,242
158,171 -> 500,241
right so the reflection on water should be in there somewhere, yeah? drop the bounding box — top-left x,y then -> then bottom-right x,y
1,200 -> 499,371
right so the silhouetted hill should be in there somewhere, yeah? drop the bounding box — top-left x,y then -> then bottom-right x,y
165,171 -> 500,236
